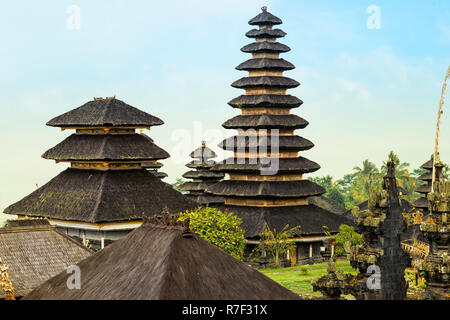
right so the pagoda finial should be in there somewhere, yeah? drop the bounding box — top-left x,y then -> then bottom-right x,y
261,6 -> 267,12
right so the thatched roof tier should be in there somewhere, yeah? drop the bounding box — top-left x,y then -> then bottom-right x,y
24,219 -> 300,300
416,184 -> 432,194
218,204 -> 351,238
245,28 -> 286,39
228,94 -> 302,108
236,58 -> 294,71
223,114 -> 308,129
185,160 -> 215,169
241,41 -> 290,53
42,133 -> 170,161
413,197 -> 429,209
420,157 -> 433,170
182,170 -> 224,180
3,168 -> 198,223
0,223 -> 92,298
418,171 -> 432,181
151,171 -> 168,179
186,194 -> 225,205
308,196 -> 347,216
206,180 -> 325,198
46,98 -> 164,128
141,161 -> 163,169
213,156 -> 321,174
248,7 -> 283,26
177,181 -> 219,192
190,144 -> 217,159
231,76 -> 299,89
219,135 -> 314,152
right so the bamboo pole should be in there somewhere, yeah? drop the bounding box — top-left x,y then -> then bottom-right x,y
432,66 -> 450,191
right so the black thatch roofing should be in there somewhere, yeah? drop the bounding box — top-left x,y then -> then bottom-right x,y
42,133 -> 170,161
236,58 -> 294,71
416,183 -> 431,194
307,196 -> 347,216
206,180 -> 325,198
228,94 -> 303,108
24,217 -> 300,300
241,41 -> 290,53
213,156 -> 321,174
413,197 -> 429,209
141,161 -> 163,169
151,171 -> 168,179
245,28 -> 286,38
185,194 -> 225,205
182,170 -> 224,180
47,98 -> 164,128
231,76 -> 299,89
3,168 -> 199,223
190,144 -> 217,159
178,181 -> 219,192
0,223 -> 92,298
219,135 -> 314,152
5,219 -> 50,228
420,156 -> 433,170
248,7 -> 282,26
418,171 -> 432,181
218,204 -> 352,238
185,160 -> 215,169
223,114 -> 308,129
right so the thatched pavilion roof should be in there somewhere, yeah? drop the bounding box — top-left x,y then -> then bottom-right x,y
47,98 -> 164,128
219,135 -> 314,152
24,209 -> 300,300
228,94 -> 303,108
245,28 -> 286,38
0,221 -> 92,298
236,58 -> 294,71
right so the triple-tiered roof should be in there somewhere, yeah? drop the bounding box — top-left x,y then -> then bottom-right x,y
178,142 -> 224,205
4,97 -> 198,224
413,155 -> 433,213
206,8 -> 349,238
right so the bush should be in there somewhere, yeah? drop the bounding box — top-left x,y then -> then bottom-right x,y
334,224 -> 363,255
178,207 -> 246,259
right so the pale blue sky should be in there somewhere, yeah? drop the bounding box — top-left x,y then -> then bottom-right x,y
1,1 -> 449,221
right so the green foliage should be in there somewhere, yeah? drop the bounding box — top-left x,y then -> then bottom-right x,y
334,224 -> 363,255
309,150 -> 436,209
171,178 -> 187,193
252,224 -> 302,266
300,267 -> 308,275
178,207 -> 246,259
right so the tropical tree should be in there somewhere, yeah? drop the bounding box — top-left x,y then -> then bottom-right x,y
308,175 -> 346,208
171,178 -> 187,193
334,224 -> 363,255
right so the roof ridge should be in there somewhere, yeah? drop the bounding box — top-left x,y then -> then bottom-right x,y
156,228 -> 182,299
0,225 -> 56,233
100,98 -> 113,125
88,171 -> 108,222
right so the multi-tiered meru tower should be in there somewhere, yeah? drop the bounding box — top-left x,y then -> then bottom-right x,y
4,97 -> 198,250
414,155 -> 434,214
178,142 -> 224,206
207,7 -> 350,264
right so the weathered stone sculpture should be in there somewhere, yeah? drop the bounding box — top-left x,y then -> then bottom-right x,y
414,154 -> 450,300
313,153 -> 411,300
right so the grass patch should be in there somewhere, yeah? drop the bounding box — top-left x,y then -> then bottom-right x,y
259,260 -> 357,297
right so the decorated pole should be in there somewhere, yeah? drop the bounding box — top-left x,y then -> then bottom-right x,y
432,66 -> 450,191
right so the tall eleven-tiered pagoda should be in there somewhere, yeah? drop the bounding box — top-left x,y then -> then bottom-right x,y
4,97 -> 198,250
207,8 -> 350,264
